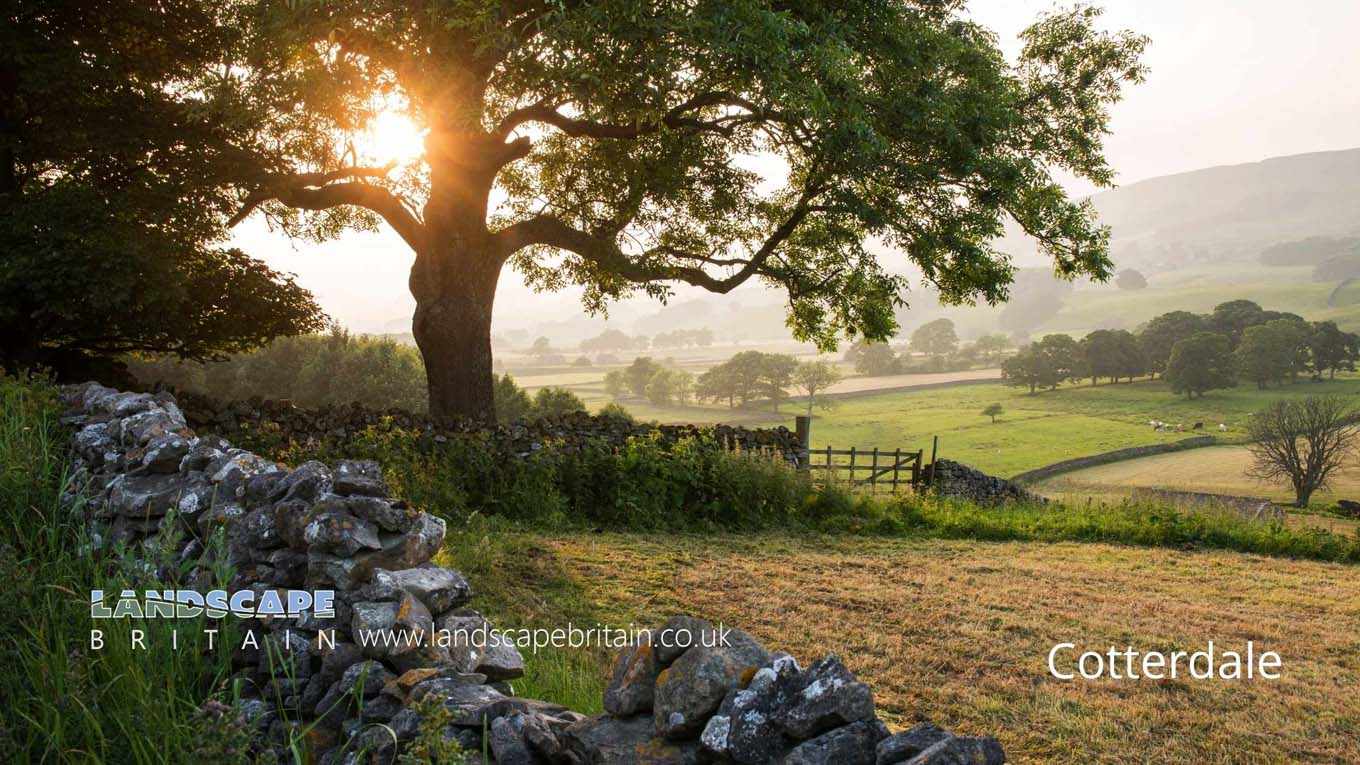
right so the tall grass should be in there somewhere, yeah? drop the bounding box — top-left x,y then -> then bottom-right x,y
0,379 -> 241,763
805,488 -> 1360,563
260,421 -> 1360,563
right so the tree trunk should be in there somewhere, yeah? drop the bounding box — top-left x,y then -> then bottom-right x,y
410,126 -> 515,422
1294,486 -> 1312,508
411,240 -> 503,423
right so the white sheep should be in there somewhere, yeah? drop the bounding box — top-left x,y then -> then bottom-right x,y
1218,423 -> 1228,432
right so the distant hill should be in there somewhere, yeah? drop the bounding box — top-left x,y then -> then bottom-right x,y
1099,148 -> 1360,269
999,148 -> 1360,271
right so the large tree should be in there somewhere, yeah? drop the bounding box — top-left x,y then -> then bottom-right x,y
909,318 -> 960,358
1136,310 -> 1205,378
1308,320 -> 1360,379
0,0 -> 326,373
222,1 -> 1146,420
1165,331 -> 1234,399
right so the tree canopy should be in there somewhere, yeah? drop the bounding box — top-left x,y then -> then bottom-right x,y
1165,332 -> 1235,399
0,0 -> 326,373
909,319 -> 960,358
208,0 -> 1147,419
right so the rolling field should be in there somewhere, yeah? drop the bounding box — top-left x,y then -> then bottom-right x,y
759,376 -> 1360,479
1034,446 -> 1360,514
1044,265 -> 1360,335
450,532 -> 1360,765
564,375 -> 1360,492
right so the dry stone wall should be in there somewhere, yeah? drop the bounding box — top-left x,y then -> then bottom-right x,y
929,460 -> 1045,505
61,383 -> 1004,765
1009,436 -> 1218,484
168,390 -> 804,458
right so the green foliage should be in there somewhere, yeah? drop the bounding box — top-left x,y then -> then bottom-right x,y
872,493 -> 1360,563
532,387 -> 588,418
1235,321 -> 1304,389
793,360 -> 844,415
0,2 -> 325,370
1208,299 -> 1268,345
1080,329 -> 1145,383
218,0 -> 1147,424
273,425 -> 811,532
1001,334 -> 1082,392
1166,332 -> 1236,399
651,328 -> 714,349
973,334 -> 1011,364
645,368 -> 694,407
580,329 -> 641,354
845,342 -> 901,377
131,329 -> 428,411
0,378 -> 242,762
603,370 -> 629,399
625,358 -> 663,397
1308,321 -> 1360,378
397,698 -> 470,764
494,373 -> 535,421
695,351 -> 799,409
982,403 -> 1004,423
909,319 -> 959,358
1136,310 -> 1206,377
597,402 -> 635,423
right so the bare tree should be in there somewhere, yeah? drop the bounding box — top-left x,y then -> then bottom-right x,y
1246,395 -> 1360,507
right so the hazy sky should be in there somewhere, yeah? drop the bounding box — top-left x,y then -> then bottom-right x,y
236,0 -> 1360,334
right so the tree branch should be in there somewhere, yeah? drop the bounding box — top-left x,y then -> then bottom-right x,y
495,188 -> 822,294
227,167 -> 426,252
493,92 -> 767,141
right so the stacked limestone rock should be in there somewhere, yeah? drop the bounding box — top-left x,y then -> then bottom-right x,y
169,389 -> 803,460
62,383 -> 530,761
589,615 -> 1004,764
929,459 -> 1045,506
60,383 -> 1005,764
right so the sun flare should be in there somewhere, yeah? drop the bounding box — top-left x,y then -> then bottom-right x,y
362,110 -> 426,165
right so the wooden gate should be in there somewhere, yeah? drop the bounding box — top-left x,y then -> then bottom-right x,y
804,446 -> 925,492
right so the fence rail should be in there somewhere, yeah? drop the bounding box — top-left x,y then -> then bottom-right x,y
804,445 -> 925,492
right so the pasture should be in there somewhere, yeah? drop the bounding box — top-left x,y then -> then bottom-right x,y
734,376 -> 1360,479
449,531 -> 1360,765
1034,445 -> 1360,517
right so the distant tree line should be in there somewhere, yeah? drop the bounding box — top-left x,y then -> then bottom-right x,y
843,319 -> 1010,376
1257,236 -> 1360,284
130,329 -> 585,421
999,299 -> 1360,398
605,352 -> 843,414
574,327 -> 715,357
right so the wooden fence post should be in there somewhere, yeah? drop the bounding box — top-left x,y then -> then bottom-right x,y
795,415 -> 811,472
891,447 -> 902,492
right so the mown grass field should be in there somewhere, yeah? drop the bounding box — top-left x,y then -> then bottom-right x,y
446,531 -> 1360,765
1036,445 -> 1360,511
